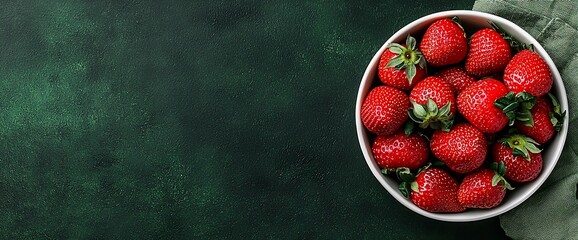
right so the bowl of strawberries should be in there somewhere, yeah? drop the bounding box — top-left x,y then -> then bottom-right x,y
355,10 -> 569,222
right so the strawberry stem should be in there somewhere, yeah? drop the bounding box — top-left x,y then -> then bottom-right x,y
385,35 -> 426,84
548,92 -> 566,132
410,181 -> 419,193
494,91 -> 536,126
381,168 -> 395,175
395,167 -> 419,198
498,134 -> 542,160
396,167 -> 415,182
404,121 -> 414,136
399,182 -> 411,198
491,161 -> 514,190
408,99 -> 454,131
491,161 -> 507,176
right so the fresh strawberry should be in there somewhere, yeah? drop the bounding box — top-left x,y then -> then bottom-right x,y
457,79 -> 509,134
408,168 -> 465,213
458,165 -> 512,209
372,131 -> 429,170
492,134 -> 543,182
435,66 -> 477,95
503,49 -> 553,97
361,86 -> 409,135
430,123 -> 487,174
419,18 -> 468,67
378,35 -> 427,90
408,76 -> 456,131
465,28 -> 512,77
514,96 -> 555,144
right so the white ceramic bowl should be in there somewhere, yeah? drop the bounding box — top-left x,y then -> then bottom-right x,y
355,10 -> 569,222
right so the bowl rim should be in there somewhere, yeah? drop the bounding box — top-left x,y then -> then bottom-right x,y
355,10 -> 569,222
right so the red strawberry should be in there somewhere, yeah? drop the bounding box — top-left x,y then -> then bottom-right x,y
458,166 -> 512,209
378,35 -> 427,90
409,168 -> 465,213
372,131 -> 429,170
361,86 -> 409,135
410,76 -> 456,114
465,28 -> 512,77
492,134 -> 543,182
419,18 -> 468,67
515,96 -> 555,144
408,76 -> 456,131
430,123 -> 487,174
457,79 -> 509,134
503,49 -> 552,97
435,66 -> 477,95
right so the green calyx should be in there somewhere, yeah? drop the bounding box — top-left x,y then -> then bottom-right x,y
489,21 -> 533,52
382,167 -> 416,198
384,163 -> 432,198
490,161 -> 514,190
403,121 -> 414,136
498,134 -> 542,160
494,91 -> 536,126
385,35 -> 427,84
395,167 -> 416,198
408,99 -> 454,132
548,93 -> 566,132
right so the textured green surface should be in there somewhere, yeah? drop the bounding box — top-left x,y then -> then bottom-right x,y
0,1 -> 508,239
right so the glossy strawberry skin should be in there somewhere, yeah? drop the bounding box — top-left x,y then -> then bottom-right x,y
410,168 -> 465,213
372,131 -> 429,170
420,18 -> 468,67
515,96 -> 555,144
409,76 -> 456,114
465,28 -> 512,77
492,143 -> 543,183
430,123 -> 487,174
361,86 -> 409,135
503,50 -> 552,97
378,46 -> 427,90
435,66 -> 477,95
457,79 -> 509,134
458,168 -> 506,209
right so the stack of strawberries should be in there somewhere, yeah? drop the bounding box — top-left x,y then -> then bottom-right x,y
361,17 -> 566,212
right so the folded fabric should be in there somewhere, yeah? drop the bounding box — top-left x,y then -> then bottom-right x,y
473,0 -> 578,239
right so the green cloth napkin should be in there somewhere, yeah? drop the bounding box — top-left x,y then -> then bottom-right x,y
473,0 -> 578,239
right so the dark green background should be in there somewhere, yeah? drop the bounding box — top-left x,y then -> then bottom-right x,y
0,0 -> 509,239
